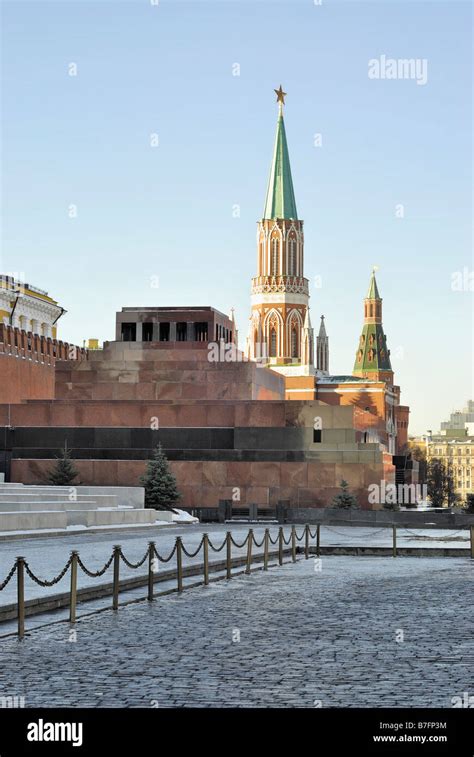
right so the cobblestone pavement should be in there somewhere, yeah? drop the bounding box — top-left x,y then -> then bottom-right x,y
0,523 -> 468,607
0,556 -> 472,707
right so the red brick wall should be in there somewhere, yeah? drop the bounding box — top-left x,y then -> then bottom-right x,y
0,353 -> 55,403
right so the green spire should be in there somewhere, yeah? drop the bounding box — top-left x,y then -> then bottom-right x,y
353,270 -> 392,377
367,268 -> 381,299
263,97 -> 298,220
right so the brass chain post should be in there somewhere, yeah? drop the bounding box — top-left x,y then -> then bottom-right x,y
69,550 -> 78,624
112,545 -> 121,611
278,527 -> 283,565
148,542 -> 156,601
291,525 -> 296,563
392,525 -> 397,558
175,537 -> 183,593
17,556 -> 25,640
263,528 -> 269,571
316,524 -> 321,557
304,524 -> 309,559
226,532 -> 232,579
203,534 -> 209,586
246,529 -> 253,574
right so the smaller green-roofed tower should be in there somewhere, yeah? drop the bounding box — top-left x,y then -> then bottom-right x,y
353,269 -> 393,384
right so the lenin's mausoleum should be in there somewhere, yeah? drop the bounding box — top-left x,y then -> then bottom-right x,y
0,90 -> 415,512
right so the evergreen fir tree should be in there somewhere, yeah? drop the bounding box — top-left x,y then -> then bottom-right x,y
330,479 -> 360,509
427,458 -> 458,508
465,493 -> 474,513
140,443 -> 181,510
47,442 -> 79,486
444,459 -> 459,508
427,458 -> 445,507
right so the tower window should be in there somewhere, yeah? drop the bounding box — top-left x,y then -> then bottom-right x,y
270,327 -> 277,357
271,238 -> 279,276
291,328 -> 298,358
289,238 -> 296,276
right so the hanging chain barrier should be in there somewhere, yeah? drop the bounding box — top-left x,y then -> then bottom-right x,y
3,523 -> 472,640
24,556 -> 73,587
0,563 -> 17,592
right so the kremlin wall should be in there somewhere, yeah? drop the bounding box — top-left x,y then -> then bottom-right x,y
0,89 -> 415,512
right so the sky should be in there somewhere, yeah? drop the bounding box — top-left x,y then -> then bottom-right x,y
1,0 -> 472,435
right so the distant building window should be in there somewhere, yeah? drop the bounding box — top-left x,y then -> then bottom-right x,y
194,322 -> 208,342
159,323 -> 170,342
176,322 -> 187,341
142,323 -> 153,342
121,323 -> 136,342
313,429 -> 322,443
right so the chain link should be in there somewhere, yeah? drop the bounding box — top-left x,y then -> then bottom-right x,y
119,548 -> 150,569
252,534 -> 265,548
0,562 -> 17,591
324,526 -> 388,539
401,527 -> 469,540
230,534 -> 250,549
24,557 -> 72,587
207,537 -> 227,553
154,543 -> 177,563
77,552 -> 114,578
181,537 -> 205,558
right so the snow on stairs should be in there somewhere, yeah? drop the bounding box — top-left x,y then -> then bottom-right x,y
0,483 -> 158,532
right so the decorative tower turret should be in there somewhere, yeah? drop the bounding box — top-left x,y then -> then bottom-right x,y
316,315 -> 329,375
248,87 -> 313,372
353,269 -> 393,384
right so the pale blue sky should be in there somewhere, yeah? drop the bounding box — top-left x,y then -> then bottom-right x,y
1,0 -> 472,434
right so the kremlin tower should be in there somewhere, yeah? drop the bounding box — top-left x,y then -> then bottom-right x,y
247,87 -> 314,375
352,269 -> 393,385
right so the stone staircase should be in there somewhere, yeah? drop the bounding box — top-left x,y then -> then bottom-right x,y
0,484 -> 161,533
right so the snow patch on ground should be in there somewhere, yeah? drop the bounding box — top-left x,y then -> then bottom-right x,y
170,509 -> 199,524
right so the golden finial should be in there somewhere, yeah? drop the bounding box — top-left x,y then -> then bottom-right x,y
274,85 -> 287,109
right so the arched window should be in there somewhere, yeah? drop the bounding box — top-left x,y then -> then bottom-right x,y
270,328 -> 277,357
288,238 -> 296,276
291,328 -> 298,358
271,238 -> 279,276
